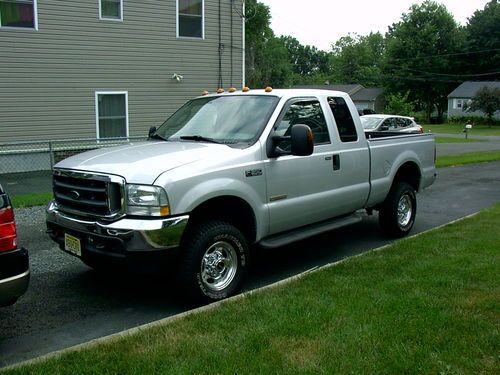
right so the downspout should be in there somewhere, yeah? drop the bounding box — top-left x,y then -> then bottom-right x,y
242,0 -> 245,87
230,0 -> 234,86
218,0 -> 223,89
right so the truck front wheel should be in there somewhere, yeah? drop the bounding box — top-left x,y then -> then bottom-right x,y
379,182 -> 416,238
177,221 -> 249,302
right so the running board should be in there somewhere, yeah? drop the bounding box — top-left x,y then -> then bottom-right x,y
258,213 -> 363,249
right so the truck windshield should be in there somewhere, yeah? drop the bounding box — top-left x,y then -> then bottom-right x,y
155,95 -> 279,145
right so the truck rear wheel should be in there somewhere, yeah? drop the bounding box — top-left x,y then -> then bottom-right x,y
177,220 -> 249,302
379,182 -> 416,237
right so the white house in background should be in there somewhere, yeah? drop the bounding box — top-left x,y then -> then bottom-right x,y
447,81 -> 500,119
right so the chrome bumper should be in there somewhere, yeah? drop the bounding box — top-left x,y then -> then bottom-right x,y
46,200 -> 189,254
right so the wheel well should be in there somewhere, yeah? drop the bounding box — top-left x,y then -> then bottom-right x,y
186,196 -> 257,244
393,162 -> 421,192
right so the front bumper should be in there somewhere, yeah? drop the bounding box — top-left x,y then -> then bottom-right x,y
0,248 -> 30,307
46,200 -> 189,269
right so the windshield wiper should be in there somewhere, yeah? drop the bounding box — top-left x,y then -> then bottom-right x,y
149,133 -> 167,141
179,135 -> 222,144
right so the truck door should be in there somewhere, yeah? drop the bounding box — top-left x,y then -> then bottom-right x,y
264,96 -> 371,235
325,96 -> 371,213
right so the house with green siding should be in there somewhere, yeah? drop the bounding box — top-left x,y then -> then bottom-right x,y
0,0 -> 245,145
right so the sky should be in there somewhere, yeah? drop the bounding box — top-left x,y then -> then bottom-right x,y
258,0 -> 490,51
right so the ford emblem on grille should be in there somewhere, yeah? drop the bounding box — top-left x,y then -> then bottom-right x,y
68,190 -> 80,200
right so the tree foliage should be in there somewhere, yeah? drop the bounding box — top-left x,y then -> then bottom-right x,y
384,1 -> 465,121
330,33 -> 385,87
280,36 -> 331,79
464,0 -> 500,79
243,0 -> 499,121
384,92 -> 417,116
465,86 -> 500,122
245,0 -> 292,88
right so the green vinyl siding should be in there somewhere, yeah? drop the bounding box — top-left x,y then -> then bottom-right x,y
0,0 -> 244,143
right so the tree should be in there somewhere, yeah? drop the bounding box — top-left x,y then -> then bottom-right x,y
384,1 -> 466,122
463,0 -> 500,80
330,32 -> 385,86
280,36 -> 331,79
465,86 -> 500,124
384,91 -> 417,116
245,0 -> 292,88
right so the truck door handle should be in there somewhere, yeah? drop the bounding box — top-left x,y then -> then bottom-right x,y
332,154 -> 340,171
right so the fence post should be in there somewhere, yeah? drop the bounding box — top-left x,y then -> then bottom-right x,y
49,141 -> 54,170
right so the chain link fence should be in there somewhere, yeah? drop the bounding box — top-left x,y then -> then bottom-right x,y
0,137 -> 147,175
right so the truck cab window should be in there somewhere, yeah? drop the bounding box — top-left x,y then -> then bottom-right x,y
275,100 -> 330,150
328,97 -> 358,142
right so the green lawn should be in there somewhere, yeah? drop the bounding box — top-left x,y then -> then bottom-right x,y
424,123 -> 500,136
5,204 -> 499,375
434,137 -> 483,144
10,192 -> 53,208
436,150 -> 500,168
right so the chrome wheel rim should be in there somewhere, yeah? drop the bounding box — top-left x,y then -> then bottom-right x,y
201,241 -> 238,292
397,194 -> 413,228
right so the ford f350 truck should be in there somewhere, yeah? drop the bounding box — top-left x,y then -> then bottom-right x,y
46,89 -> 436,301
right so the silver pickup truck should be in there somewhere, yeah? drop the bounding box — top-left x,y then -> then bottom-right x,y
46,89 -> 436,301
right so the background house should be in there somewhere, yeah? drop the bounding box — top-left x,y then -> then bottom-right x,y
0,0 -> 244,144
295,84 -> 385,113
448,81 -> 500,119
0,0 -> 244,173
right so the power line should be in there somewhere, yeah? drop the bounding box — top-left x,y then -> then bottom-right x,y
385,48 -> 500,62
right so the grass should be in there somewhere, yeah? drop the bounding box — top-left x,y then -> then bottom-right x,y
423,123 -> 500,136
436,150 -> 500,168
4,204 -> 499,375
10,192 -> 53,208
434,137 -> 483,144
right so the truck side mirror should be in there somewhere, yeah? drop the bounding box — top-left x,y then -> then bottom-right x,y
290,124 -> 314,156
268,124 -> 314,158
148,126 -> 157,139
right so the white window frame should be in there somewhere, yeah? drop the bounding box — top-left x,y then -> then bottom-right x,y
176,0 -> 204,39
453,98 -> 466,110
0,0 -> 38,30
95,91 -> 129,140
99,0 -> 123,22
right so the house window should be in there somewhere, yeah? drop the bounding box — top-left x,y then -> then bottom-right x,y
100,0 -> 123,21
0,0 -> 37,29
95,92 -> 129,139
177,0 -> 203,38
454,99 -> 466,110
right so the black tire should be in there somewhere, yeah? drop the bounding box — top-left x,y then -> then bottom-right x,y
379,182 -> 416,238
177,220 -> 249,302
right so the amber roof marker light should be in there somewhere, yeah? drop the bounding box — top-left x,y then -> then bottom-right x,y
265,86 -> 273,93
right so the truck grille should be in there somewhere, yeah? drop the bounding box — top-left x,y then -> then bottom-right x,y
52,170 -> 124,219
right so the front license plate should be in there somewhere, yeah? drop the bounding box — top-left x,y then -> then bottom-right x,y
64,233 -> 82,257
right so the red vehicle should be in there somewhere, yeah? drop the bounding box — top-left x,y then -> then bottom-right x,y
0,184 -> 29,307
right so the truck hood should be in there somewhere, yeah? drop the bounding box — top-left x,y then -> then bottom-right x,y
54,141 -> 236,184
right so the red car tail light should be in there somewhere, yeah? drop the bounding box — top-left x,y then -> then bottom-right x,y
0,206 -> 17,252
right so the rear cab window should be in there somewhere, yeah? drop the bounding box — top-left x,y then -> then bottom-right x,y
327,97 -> 358,142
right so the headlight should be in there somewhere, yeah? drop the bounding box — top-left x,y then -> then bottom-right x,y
126,184 -> 170,217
